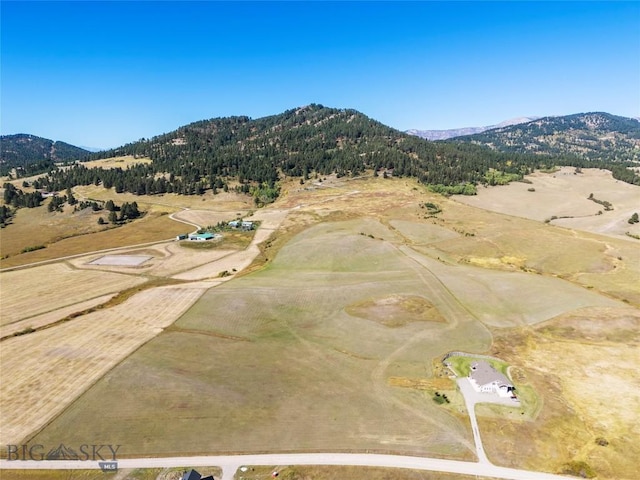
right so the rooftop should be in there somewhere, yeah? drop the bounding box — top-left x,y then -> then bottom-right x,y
469,360 -> 512,387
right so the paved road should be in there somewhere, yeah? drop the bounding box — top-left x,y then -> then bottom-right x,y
0,452 -> 577,480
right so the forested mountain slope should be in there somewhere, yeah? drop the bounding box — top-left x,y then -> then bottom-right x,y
0,134 -> 89,175
24,106 -> 640,203
454,112 -> 640,163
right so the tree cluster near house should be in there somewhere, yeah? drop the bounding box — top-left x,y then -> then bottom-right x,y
3,183 -> 43,209
103,200 -> 141,224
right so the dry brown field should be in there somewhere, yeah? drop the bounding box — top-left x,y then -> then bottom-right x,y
0,466 -> 496,480
1,173 -> 638,480
74,184 -> 254,212
454,167 -> 640,239
0,263 -> 144,326
0,212 -> 189,268
0,284 -> 209,446
235,465 -> 502,480
479,306 -> 640,479
0,468 -> 163,480
0,199 -> 109,258
0,293 -> 114,338
1,181 -> 256,267
80,155 -> 152,169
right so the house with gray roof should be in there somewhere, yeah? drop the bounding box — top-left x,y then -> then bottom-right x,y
468,361 -> 515,397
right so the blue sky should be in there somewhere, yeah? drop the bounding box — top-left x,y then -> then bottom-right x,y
2,1 -> 639,148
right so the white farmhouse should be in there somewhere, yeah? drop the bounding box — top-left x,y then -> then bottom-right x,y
468,361 -> 515,397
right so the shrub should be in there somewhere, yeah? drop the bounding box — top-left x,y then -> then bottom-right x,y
21,245 -> 45,253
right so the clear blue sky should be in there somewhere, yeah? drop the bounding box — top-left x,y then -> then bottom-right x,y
2,1 -> 639,149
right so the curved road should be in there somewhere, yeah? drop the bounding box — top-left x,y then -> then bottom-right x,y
0,452 -> 576,480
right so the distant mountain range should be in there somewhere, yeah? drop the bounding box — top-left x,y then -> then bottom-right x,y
406,117 -> 540,141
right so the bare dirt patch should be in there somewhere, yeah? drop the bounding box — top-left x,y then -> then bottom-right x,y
89,254 -> 152,266
346,295 -> 447,327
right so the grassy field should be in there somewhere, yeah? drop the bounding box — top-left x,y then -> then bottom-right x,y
0,469 -> 164,480
0,211 -> 188,268
235,465 -> 502,480
27,218 -> 487,459
27,204 -> 636,470
0,285 -> 209,447
2,173 -> 639,480
0,263 -> 145,325
478,306 -> 640,479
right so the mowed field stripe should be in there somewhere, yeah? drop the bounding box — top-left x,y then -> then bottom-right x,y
0,286 -> 207,446
0,263 -> 145,326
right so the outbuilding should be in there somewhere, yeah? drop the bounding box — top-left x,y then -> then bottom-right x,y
188,233 -> 215,241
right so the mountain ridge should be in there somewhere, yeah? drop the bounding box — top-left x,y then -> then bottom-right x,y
37,104 -> 557,199
1,133 -> 90,175
452,112 -> 640,163
406,116 -> 541,140
7,108 -> 640,199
